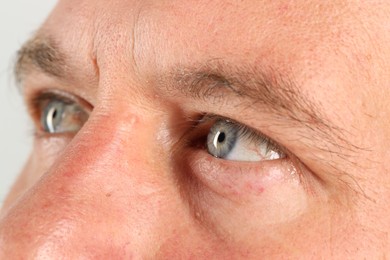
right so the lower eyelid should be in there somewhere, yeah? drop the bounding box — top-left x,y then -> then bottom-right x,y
187,149 -> 300,200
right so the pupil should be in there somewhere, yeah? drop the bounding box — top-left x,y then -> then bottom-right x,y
52,109 -> 58,119
218,132 -> 226,143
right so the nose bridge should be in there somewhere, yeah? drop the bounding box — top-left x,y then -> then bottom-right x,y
60,110 -> 169,204
55,109 -> 151,188
0,110 -> 174,257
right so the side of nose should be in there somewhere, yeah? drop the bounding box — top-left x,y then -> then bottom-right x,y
0,110 -> 184,258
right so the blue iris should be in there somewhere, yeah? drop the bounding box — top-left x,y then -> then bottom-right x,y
207,120 -> 238,158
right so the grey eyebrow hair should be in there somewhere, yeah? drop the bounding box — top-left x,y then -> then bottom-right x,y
16,35 -> 340,140
171,61 -> 327,128
12,35 -> 333,132
14,35 -> 66,84
14,35 -> 357,157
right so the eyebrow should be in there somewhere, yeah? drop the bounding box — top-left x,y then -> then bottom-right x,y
15,35 -> 357,158
170,61 -> 331,131
166,60 -> 362,156
16,35 -> 339,139
14,35 -> 66,83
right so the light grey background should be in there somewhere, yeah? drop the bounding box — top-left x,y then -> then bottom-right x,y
0,1 -> 56,204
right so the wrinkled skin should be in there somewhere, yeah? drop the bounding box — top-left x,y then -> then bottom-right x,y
1,0 -> 390,258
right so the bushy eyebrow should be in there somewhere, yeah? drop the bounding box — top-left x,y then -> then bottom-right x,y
13,34 -> 329,130
14,35 -> 359,161
171,61 -> 321,124
168,60 -> 333,132
14,35 -> 66,84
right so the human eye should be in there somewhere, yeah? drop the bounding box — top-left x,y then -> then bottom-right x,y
29,91 -> 91,135
207,119 -> 285,162
184,114 -> 299,192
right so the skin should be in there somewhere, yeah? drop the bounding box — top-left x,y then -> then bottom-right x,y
1,0 -> 390,258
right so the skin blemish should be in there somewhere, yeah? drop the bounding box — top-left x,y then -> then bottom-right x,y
245,182 -> 265,195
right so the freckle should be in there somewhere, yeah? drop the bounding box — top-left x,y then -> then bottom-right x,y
42,202 -> 51,209
106,193 -> 112,197
245,182 -> 264,195
278,4 -> 289,13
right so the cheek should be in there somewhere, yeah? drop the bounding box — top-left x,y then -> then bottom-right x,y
187,151 -> 310,248
1,136 -> 71,213
198,171 -> 308,244
1,157 -> 34,214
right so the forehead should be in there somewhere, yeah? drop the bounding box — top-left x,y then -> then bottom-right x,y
42,1 -> 390,91
41,0 -> 370,69
37,0 -> 388,98
34,0 -> 387,111
38,1 -> 387,105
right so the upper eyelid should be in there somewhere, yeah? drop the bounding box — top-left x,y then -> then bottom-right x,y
199,114 -> 285,152
31,92 -> 75,108
28,90 -> 93,111
27,91 -> 76,121
223,119 -> 285,153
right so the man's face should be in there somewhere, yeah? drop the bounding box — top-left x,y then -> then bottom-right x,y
1,0 -> 390,258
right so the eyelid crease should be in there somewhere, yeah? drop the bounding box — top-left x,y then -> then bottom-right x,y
29,89 -> 93,112
233,121 -> 285,156
31,92 -> 76,107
